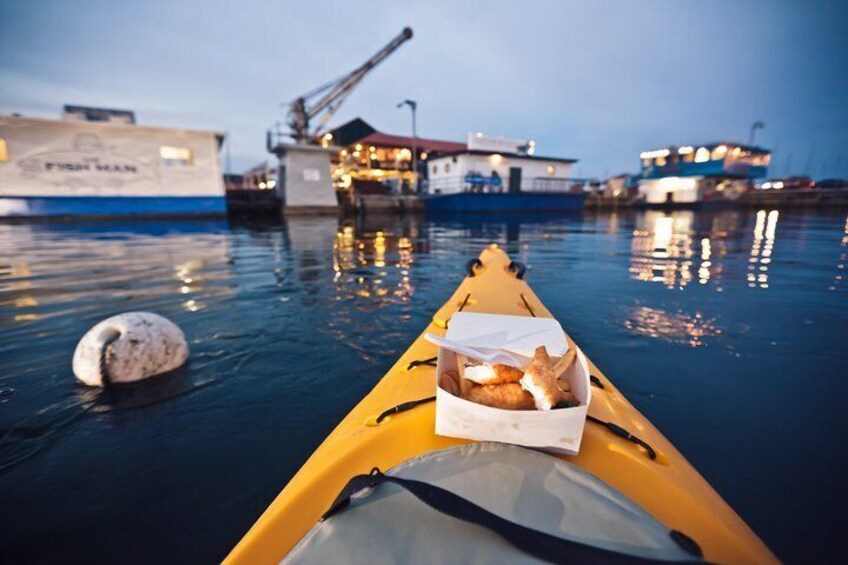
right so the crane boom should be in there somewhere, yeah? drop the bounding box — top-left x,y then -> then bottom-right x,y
286,27 -> 413,144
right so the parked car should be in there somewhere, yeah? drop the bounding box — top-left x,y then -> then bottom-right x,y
784,176 -> 816,189
760,176 -> 814,190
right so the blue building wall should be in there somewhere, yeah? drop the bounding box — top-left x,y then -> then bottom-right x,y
642,159 -> 768,180
0,195 -> 227,217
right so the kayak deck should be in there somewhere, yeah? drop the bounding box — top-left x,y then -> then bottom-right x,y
226,245 -> 775,564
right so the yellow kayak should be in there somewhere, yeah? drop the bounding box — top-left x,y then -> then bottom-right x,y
226,245 -> 776,564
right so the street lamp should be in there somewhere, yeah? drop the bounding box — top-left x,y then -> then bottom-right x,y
397,99 -> 418,191
748,121 -> 765,146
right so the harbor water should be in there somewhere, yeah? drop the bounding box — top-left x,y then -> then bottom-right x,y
1,210 -> 846,563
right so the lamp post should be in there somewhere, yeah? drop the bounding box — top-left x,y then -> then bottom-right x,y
397,99 -> 418,191
748,121 -> 765,146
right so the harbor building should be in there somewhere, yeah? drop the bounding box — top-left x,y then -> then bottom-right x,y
0,105 -> 226,217
326,118 -> 465,199
637,142 -> 770,206
427,133 -> 578,194
424,133 -> 585,212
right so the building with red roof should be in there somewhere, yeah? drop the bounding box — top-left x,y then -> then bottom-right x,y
325,118 -> 465,196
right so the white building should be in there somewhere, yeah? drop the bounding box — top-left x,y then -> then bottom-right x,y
427,133 -> 578,194
0,106 -> 226,217
636,143 -> 770,206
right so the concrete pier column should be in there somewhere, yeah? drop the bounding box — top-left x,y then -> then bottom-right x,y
271,143 -> 339,215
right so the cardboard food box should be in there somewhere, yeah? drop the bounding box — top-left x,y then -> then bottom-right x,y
434,312 -> 591,455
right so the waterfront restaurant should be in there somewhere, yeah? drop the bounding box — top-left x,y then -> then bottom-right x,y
323,118 -> 465,197
426,132 -> 578,194
637,142 -> 771,205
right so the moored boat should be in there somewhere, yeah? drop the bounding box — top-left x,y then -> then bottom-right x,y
0,108 -> 226,218
226,245 -> 776,564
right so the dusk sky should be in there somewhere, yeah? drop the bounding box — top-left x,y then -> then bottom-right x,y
2,0 -> 847,178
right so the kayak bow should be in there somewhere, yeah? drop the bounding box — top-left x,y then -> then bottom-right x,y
226,245 -> 775,564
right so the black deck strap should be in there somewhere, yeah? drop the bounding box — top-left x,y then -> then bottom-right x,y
407,357 -> 438,370
375,396 -> 436,424
508,261 -> 527,280
466,258 -> 483,277
444,292 -> 472,331
670,530 -> 704,558
587,415 -> 657,460
458,292 -> 471,312
322,468 -> 702,564
590,375 -> 606,389
519,293 -> 537,317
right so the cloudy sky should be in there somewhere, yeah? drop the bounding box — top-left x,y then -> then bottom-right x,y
2,0 -> 847,177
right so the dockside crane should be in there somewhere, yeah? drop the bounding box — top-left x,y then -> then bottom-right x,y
277,27 -> 413,146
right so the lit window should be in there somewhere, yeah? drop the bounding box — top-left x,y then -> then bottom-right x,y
420,152 -> 428,160
694,147 -> 710,163
656,156 -> 667,166
489,154 -> 503,165
0,137 -> 7,162
160,146 -> 193,166
547,165 -> 556,176
711,145 -> 727,160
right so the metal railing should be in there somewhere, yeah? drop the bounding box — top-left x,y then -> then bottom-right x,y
425,175 -> 595,194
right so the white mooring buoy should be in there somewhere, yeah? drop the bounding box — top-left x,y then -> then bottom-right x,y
73,312 -> 189,387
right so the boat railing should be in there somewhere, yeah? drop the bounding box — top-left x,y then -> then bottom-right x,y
425,175 -> 593,194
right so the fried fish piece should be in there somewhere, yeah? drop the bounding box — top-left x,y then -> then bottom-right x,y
439,369 -> 461,397
520,345 -> 568,411
552,349 -> 576,384
459,370 -> 476,399
462,362 -> 524,385
465,382 -> 536,410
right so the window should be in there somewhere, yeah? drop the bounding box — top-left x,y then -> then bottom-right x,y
432,165 -> 438,174
711,145 -> 728,160
694,147 -> 710,163
445,163 -> 451,173
0,137 -> 7,162
547,165 -> 556,176
160,146 -> 193,166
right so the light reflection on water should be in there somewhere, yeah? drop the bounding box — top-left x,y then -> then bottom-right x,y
0,210 -> 846,564
629,209 -> 738,290
624,306 -> 722,347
